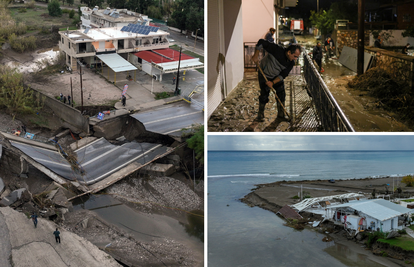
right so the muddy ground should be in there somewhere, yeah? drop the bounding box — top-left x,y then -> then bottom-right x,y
208,34 -> 412,132
241,176 -> 414,266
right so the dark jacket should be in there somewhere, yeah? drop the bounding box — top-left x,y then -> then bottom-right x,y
402,46 -> 409,55
324,39 -> 334,49
374,39 -> 381,48
265,32 -> 274,43
255,39 -> 295,82
313,46 -> 323,60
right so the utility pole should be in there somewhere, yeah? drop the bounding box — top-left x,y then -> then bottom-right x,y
70,77 -> 73,107
194,28 -> 200,52
357,0 -> 365,75
78,62 -> 84,113
174,46 -> 182,95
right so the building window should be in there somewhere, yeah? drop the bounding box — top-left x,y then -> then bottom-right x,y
403,14 -> 412,22
62,37 -> 64,44
69,42 -> 71,49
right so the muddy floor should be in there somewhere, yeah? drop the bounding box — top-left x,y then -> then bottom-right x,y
208,34 -> 412,132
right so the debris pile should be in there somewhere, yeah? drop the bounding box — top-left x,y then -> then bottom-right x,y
348,67 -> 414,125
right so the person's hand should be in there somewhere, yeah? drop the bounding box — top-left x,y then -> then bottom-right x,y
266,81 -> 273,88
252,54 -> 259,64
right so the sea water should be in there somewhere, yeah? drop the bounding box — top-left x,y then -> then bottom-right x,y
208,150 -> 414,267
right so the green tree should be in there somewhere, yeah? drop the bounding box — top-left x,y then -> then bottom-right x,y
310,2 -> 357,36
402,24 -> 414,38
310,9 -> 335,35
0,66 -> 43,118
126,0 -> 140,12
147,5 -> 162,19
67,0 -> 74,6
170,0 -> 203,34
402,175 -> 414,187
107,0 -> 126,9
81,0 -> 104,8
69,9 -> 75,18
48,0 -> 62,16
186,125 -> 204,163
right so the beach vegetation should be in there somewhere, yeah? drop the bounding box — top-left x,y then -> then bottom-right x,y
378,235 -> 414,251
402,175 -> 414,187
398,229 -> 407,235
292,195 -> 300,199
364,231 -> 386,248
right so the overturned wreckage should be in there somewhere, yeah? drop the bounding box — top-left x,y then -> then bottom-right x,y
286,193 -> 413,236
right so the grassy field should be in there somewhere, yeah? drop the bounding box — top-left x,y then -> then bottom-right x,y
9,6 -> 73,29
378,235 -> 414,251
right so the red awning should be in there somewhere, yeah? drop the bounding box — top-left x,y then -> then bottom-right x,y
134,48 -> 194,64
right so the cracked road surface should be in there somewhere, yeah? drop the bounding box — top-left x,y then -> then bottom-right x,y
0,207 -> 120,267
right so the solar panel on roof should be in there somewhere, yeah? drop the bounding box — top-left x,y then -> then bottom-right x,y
121,26 -> 127,31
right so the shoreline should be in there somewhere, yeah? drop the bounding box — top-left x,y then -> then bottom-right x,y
240,175 -> 414,266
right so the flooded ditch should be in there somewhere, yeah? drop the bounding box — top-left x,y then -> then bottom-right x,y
72,194 -> 204,266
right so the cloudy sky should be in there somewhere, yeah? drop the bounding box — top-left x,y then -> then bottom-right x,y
208,134 -> 414,151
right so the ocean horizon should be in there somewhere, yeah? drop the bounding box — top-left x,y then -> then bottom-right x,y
208,150 -> 414,266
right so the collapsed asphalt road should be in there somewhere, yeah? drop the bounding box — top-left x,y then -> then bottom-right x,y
0,207 -> 121,267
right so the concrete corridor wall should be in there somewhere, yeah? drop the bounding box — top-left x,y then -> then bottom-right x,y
32,88 -> 89,133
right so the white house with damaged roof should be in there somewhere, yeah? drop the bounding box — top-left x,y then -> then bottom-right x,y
326,199 -> 412,233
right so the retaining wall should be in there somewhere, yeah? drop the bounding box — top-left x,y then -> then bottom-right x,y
335,29 -> 370,55
32,88 -> 90,133
334,29 -> 414,90
365,47 -> 414,89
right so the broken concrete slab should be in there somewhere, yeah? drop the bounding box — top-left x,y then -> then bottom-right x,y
1,132 -> 57,151
69,137 -> 98,151
142,163 -> 175,176
0,177 -> 4,196
0,207 -> 121,267
46,189 -> 58,200
52,188 -> 72,208
10,138 -> 168,185
1,188 -> 10,200
0,188 -> 27,207
339,46 -> 373,73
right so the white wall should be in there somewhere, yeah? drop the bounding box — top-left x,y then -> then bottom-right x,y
207,0 -> 245,118
369,30 -> 414,47
242,0 -> 274,43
